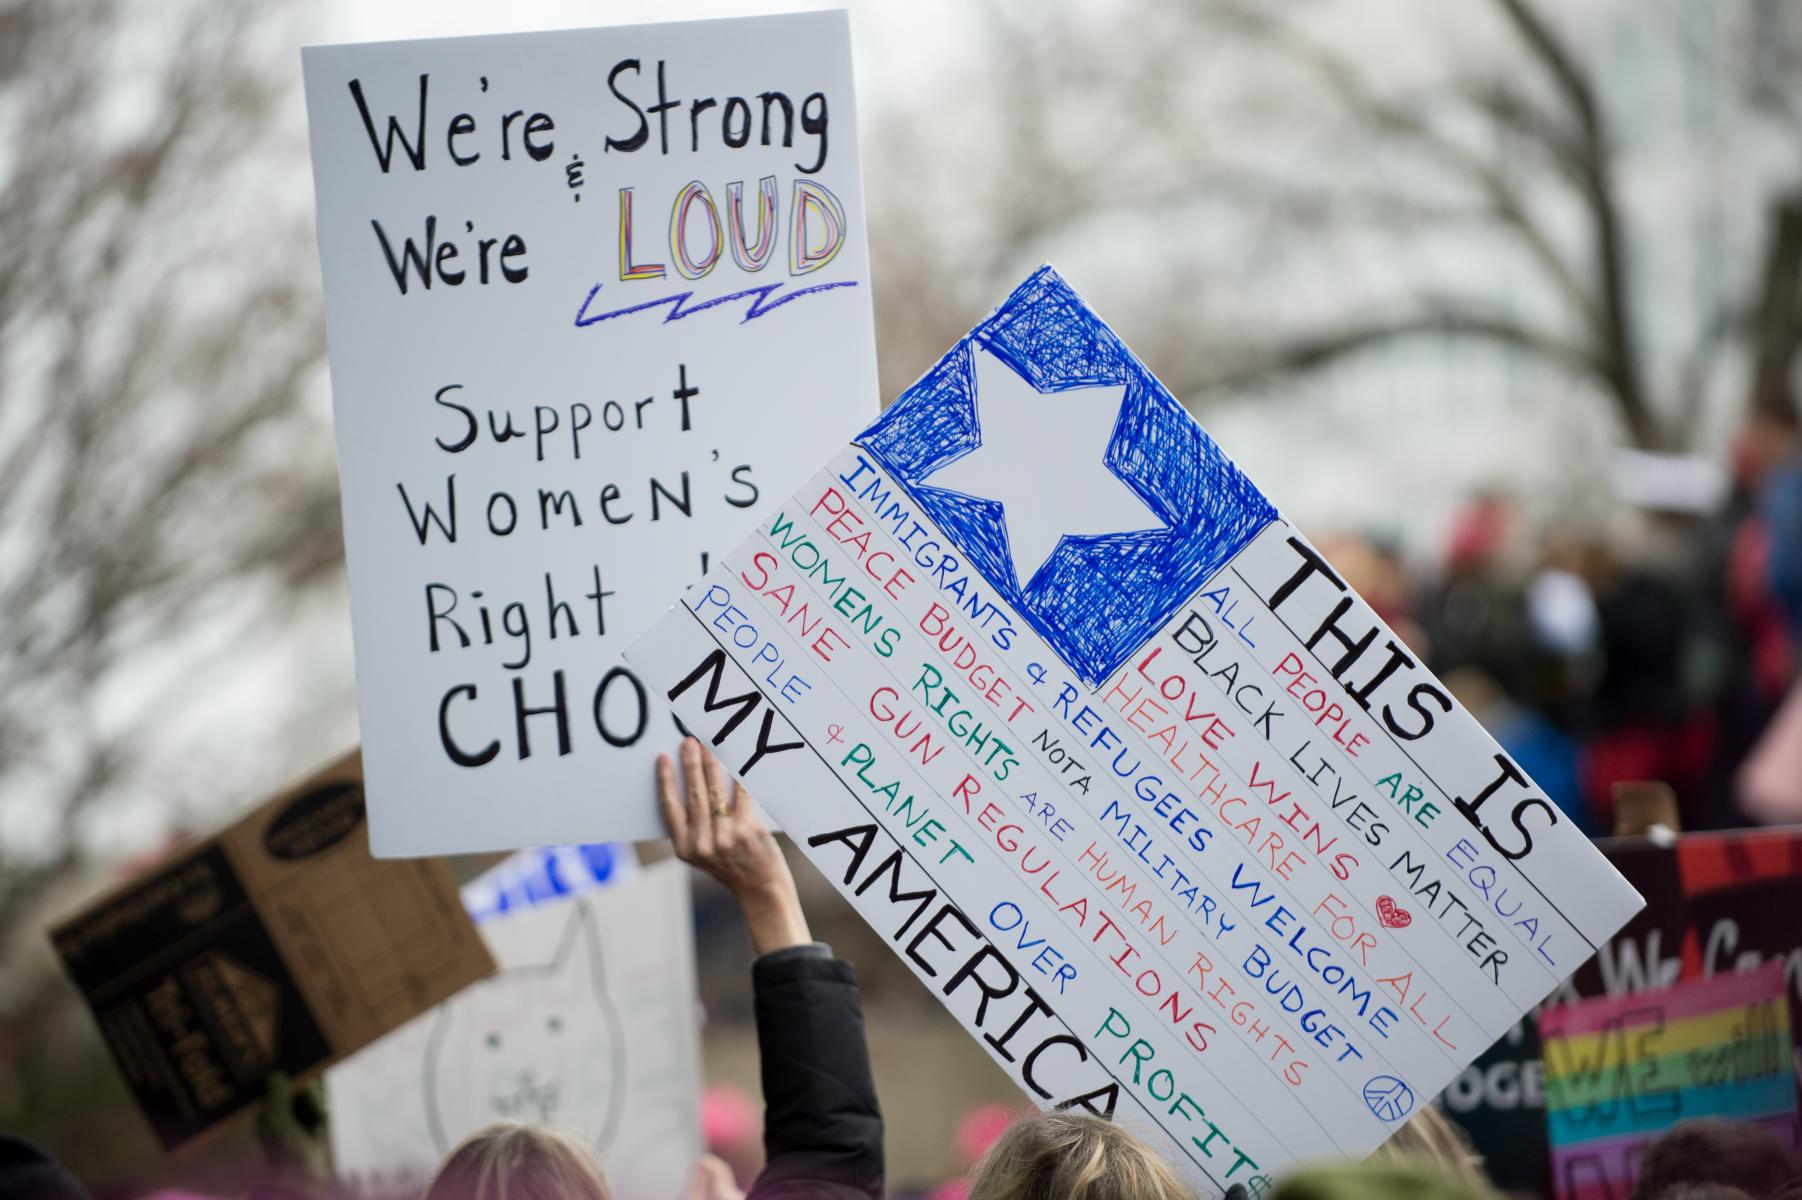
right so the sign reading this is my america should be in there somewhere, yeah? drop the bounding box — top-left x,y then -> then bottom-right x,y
627,267 -> 1645,1195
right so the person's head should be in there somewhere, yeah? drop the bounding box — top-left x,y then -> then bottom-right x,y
1629,1119 -> 1802,1200
423,1122 -> 610,1200
1650,1185 -> 1753,1200
967,1112 -> 1189,1200
1272,1161 -> 1494,1200
1369,1104 -> 1488,1192
1733,404 -> 1802,487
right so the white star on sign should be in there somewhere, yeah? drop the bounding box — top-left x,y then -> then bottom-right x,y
923,345 -> 1166,587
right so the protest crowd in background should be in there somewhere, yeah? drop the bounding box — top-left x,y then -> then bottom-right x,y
1307,400 -> 1802,838
7,739 -> 1802,1200
6,3 -> 1802,1200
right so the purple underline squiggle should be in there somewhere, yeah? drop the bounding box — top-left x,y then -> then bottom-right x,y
572,279 -> 859,328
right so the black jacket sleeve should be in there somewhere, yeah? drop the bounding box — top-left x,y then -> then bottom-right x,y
746,946 -> 884,1200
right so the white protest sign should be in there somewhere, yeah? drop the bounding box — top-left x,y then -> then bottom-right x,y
302,13 -> 875,855
626,267 -> 1646,1196
325,859 -> 701,1199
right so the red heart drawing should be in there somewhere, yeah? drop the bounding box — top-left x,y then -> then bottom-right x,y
1376,896 -> 1413,929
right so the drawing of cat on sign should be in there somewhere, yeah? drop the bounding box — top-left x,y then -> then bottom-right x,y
422,899 -> 625,1150
327,861 -> 701,1200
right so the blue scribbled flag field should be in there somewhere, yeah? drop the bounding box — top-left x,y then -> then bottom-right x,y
861,267 -> 1276,688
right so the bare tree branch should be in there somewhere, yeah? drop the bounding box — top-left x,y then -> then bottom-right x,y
1492,0 -> 1656,446
1180,306 -> 1598,395
0,0 -> 340,960
1203,1 -> 1611,364
1744,192 -> 1802,425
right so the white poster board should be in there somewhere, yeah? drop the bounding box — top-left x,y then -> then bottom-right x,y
325,859 -> 701,1199
626,267 -> 1646,1195
302,13 -> 876,854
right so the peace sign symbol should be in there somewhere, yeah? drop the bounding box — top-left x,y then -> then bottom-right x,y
1363,1075 -> 1415,1122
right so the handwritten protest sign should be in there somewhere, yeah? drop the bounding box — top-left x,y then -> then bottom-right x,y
51,753 -> 493,1152
1540,962 -> 1798,1200
327,859 -> 701,1199
302,13 -> 875,855
1445,826 -> 1802,1194
627,267 -> 1646,1193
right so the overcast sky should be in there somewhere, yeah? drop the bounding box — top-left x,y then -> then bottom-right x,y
322,0 -> 976,110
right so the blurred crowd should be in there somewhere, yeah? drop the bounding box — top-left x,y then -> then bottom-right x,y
1319,405 -> 1802,838
11,737 -> 1801,1200
11,1057 -> 1802,1200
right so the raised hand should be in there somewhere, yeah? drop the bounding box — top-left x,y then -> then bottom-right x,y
657,737 -> 810,955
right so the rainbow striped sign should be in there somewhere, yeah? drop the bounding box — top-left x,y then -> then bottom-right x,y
1540,961 -> 1799,1200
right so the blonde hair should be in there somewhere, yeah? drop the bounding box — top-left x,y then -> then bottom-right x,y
423,1122 -> 611,1200
1370,1105 -> 1488,1191
968,1112 -> 1192,1200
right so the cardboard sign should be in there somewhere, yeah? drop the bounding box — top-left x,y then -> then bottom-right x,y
1443,826 -> 1802,1195
50,753 -> 493,1153
1541,962 -> 1798,1200
301,12 -> 876,855
626,267 -> 1646,1194
326,860 -> 701,1200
